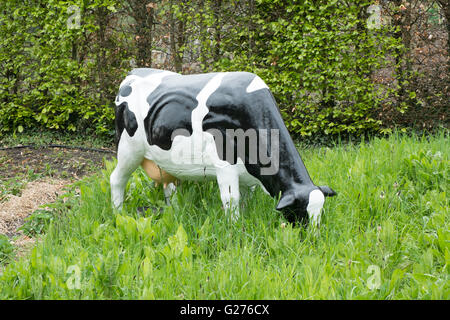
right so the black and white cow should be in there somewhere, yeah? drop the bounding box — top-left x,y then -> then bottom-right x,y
111,68 -> 336,226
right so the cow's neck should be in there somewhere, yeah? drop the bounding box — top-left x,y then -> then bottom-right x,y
263,138 -> 314,197
249,105 -> 315,197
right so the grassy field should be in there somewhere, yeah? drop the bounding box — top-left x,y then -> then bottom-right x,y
0,131 -> 448,299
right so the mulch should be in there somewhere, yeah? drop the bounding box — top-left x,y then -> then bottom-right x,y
0,145 -> 115,244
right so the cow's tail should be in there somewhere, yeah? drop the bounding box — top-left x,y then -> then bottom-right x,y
115,101 -> 138,146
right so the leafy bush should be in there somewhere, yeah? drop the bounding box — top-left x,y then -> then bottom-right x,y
0,0 -> 445,138
196,0 -> 402,136
0,0 -> 127,136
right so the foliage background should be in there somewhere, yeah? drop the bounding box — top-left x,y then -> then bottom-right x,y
0,0 -> 448,139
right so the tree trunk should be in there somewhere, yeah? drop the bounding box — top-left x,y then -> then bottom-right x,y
212,0 -> 222,62
169,0 -> 185,73
175,19 -> 185,72
95,6 -> 109,103
391,0 -> 410,106
437,1 -> 449,78
127,0 -> 154,67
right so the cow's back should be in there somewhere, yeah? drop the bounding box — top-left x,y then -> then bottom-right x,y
144,71 -> 274,152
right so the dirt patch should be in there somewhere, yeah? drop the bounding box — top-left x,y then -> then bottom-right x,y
0,179 -> 69,236
0,146 -> 114,182
0,146 -> 115,242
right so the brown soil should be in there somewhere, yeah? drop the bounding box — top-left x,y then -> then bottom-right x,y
0,146 -> 115,240
0,146 -> 114,182
0,179 -> 69,236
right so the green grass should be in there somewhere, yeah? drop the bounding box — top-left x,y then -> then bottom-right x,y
0,131 -> 448,299
0,128 -> 114,149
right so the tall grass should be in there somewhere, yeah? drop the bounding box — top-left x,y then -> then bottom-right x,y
0,131 -> 448,299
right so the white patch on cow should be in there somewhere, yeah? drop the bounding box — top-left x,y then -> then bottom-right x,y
116,70 -> 178,120
246,76 -> 268,93
191,73 -> 226,133
306,189 -> 325,228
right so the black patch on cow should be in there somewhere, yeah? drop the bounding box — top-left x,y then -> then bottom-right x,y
201,72 -> 296,195
115,102 -> 126,146
119,85 -> 132,97
124,106 -> 138,137
115,102 -> 138,146
144,73 -> 217,150
129,68 -> 163,78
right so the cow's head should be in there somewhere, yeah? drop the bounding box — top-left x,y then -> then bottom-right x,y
276,185 -> 336,227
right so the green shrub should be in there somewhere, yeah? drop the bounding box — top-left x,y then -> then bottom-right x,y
0,0 -> 428,138
176,0 -> 402,136
208,0 -> 402,136
0,0 -> 126,136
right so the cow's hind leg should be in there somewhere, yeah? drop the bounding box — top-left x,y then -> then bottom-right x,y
110,141 -> 144,209
163,182 -> 176,205
216,165 -> 240,222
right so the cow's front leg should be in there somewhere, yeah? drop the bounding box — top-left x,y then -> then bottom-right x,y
110,142 -> 143,210
216,165 -> 240,222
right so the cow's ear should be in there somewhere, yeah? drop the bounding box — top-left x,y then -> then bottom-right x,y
276,193 -> 295,210
319,186 -> 337,197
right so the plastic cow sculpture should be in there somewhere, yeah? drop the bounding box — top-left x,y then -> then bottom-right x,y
111,68 -> 336,227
